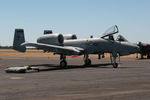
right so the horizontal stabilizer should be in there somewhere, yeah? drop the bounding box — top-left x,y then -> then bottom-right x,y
22,42 -> 84,55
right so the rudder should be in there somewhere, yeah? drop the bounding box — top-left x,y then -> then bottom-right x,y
13,29 -> 26,52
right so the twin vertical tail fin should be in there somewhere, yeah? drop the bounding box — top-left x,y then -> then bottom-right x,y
13,29 -> 26,52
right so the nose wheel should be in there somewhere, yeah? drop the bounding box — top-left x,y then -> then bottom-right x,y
113,63 -> 118,68
112,55 -> 118,68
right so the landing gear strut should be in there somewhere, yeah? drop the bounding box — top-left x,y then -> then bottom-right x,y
84,54 -> 91,66
60,54 -> 67,68
112,56 -> 118,68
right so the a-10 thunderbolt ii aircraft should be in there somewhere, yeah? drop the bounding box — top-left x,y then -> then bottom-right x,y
13,25 -> 139,68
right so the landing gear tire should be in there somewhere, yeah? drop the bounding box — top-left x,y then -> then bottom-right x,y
84,59 -> 91,66
113,63 -> 118,68
60,60 -> 67,69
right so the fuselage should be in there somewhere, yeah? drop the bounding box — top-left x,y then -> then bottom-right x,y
64,38 -> 140,56
36,33 -> 140,56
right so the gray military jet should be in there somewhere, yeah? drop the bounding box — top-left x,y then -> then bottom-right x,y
13,25 -> 139,68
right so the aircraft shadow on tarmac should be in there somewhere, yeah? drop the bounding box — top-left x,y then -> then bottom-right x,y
136,58 -> 150,60
28,63 -> 127,72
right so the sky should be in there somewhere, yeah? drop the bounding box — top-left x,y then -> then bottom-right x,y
0,0 -> 150,46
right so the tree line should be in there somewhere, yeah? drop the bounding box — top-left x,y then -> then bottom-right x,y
0,46 -> 12,49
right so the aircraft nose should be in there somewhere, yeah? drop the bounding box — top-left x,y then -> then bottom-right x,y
135,45 -> 140,52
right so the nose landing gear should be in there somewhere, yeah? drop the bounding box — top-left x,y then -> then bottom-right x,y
112,56 -> 118,68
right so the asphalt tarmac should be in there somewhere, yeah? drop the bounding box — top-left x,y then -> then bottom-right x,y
0,56 -> 150,100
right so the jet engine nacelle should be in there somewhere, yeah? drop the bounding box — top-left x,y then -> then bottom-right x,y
63,34 -> 77,40
37,34 -> 64,45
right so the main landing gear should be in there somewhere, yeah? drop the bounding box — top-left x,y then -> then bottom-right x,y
60,54 -> 67,68
84,54 -> 91,66
59,54 -> 118,68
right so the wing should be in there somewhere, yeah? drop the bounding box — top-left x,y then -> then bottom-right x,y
21,42 -> 84,55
